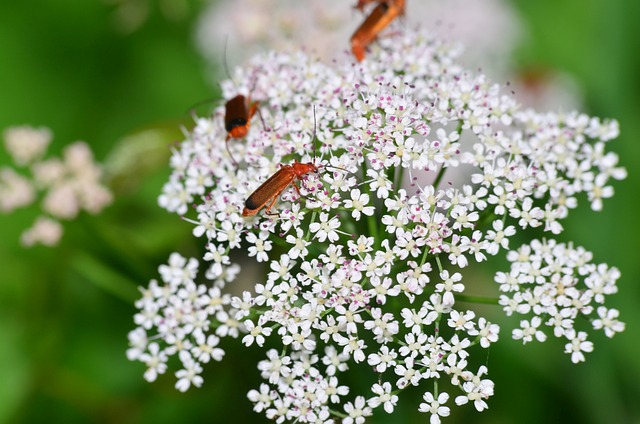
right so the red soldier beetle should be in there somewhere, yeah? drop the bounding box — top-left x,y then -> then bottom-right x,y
187,58 -> 265,167
351,0 -> 405,62
241,108 -> 363,217
241,160 -> 321,217
224,94 -> 264,167
242,156 -> 362,217
221,37 -> 266,168
242,108 -> 322,217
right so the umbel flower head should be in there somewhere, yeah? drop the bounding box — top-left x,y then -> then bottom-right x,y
130,27 -> 625,422
1,126 -> 113,247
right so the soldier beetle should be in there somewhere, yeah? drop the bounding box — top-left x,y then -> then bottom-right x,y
220,36 -> 266,168
351,0 -> 405,62
241,107 -> 364,217
242,155 -> 363,217
242,108 -> 325,217
224,94 -> 263,167
241,160 -> 321,217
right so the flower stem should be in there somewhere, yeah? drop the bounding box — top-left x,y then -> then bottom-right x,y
432,165 -> 447,190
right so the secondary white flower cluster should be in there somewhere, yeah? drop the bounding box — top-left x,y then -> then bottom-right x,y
197,0 -> 582,111
196,0 -> 521,70
496,239 -> 624,363
127,253 -> 236,390
1,126 -> 113,246
130,27 -> 625,423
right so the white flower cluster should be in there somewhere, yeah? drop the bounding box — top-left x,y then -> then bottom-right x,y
196,0 -> 582,111
131,27 -> 625,423
496,239 -> 624,363
196,0 -> 521,71
127,253 -> 237,391
1,126 -> 113,246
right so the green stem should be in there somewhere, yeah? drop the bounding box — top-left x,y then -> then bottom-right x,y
419,247 -> 429,268
393,165 -> 403,192
304,210 -> 318,242
366,211 -> 379,242
330,409 -> 348,419
434,255 -> 443,273
432,165 -> 447,190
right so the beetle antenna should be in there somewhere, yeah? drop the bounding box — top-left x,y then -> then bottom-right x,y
312,105 -> 318,161
222,35 -> 236,88
324,165 -> 364,185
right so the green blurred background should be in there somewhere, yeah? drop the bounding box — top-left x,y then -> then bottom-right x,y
1,0 -> 638,423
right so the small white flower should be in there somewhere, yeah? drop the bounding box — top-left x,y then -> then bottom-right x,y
333,333 -> 366,363
309,212 -> 340,242
343,188 -> 375,220
322,345 -> 349,376
592,306 -> 625,338
192,333 -> 225,363
564,330 -> 594,363
394,358 -> 423,389
159,252 -> 199,287
140,342 -> 168,382
513,317 -> 547,344
247,383 -> 274,413
418,391 -> 450,424
258,349 -> 292,385
242,319 -> 273,347
126,327 -> 148,361
367,382 -> 398,413
435,270 -> 465,306
367,345 -> 398,373
454,366 -> 494,412
485,219 -> 516,255
175,351 -> 204,392
474,318 -> 500,348
285,227 -> 311,259
343,396 -> 373,424
246,231 -> 273,262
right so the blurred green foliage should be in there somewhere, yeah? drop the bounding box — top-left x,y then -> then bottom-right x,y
1,0 -> 639,423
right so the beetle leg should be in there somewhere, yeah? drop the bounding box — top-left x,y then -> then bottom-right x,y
264,194 -> 281,216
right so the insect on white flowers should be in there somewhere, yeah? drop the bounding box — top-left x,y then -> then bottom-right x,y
129,22 -> 625,424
